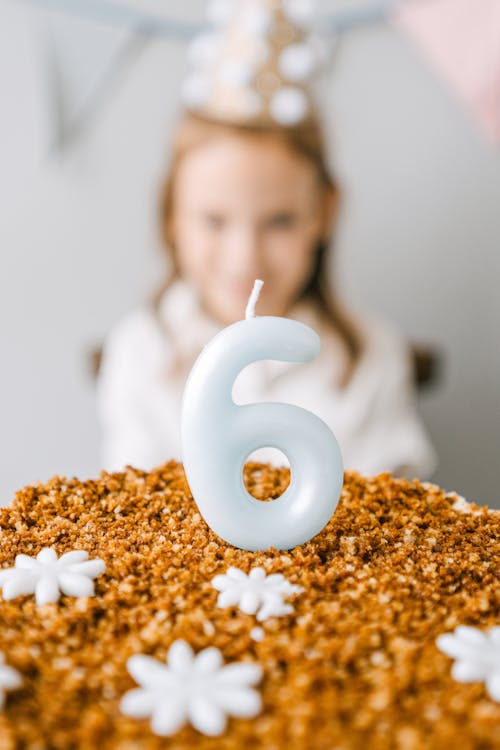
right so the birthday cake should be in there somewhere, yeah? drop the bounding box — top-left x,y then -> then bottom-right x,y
0,462 -> 498,749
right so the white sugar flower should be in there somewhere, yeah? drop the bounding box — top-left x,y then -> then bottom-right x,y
121,639 -> 262,736
212,566 -> 303,622
437,625 -> 500,701
0,653 -> 22,709
0,547 -> 105,606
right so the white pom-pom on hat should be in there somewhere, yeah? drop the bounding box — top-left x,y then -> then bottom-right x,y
181,73 -> 211,109
238,5 -> 275,35
269,86 -> 309,126
187,32 -> 221,67
283,0 -> 316,28
279,42 -> 317,81
217,59 -> 254,88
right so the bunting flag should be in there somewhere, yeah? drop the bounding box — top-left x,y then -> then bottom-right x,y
393,0 -> 500,143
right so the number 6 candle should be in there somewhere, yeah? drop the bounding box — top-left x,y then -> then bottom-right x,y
181,280 -> 344,552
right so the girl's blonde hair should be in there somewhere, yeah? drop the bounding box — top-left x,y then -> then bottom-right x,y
154,112 -> 362,386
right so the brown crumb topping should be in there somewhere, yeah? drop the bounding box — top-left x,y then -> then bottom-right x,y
0,462 -> 498,750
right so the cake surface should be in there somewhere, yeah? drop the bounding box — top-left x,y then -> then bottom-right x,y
0,462 -> 498,749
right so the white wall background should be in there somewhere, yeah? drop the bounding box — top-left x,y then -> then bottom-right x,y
1,0 -> 499,508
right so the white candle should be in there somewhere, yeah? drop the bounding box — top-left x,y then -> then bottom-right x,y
181,280 -> 343,552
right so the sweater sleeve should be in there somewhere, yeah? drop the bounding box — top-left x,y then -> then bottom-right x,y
96,310 -> 170,472
346,319 -> 438,480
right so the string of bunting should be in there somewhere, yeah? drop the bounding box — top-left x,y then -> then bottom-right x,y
19,0 -> 406,38
16,0 -> 500,149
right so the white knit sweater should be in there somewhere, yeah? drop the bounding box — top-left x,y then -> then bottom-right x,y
97,280 -> 437,479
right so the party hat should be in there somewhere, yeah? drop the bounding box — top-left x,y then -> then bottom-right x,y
181,0 -> 328,127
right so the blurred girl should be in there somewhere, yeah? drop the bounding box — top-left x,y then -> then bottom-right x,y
97,0 -> 436,478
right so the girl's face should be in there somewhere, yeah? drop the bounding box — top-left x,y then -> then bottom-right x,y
171,133 -> 337,325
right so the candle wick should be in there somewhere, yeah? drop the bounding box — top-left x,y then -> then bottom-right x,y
245,279 -> 264,320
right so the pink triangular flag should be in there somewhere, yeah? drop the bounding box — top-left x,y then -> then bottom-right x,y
393,0 -> 500,143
